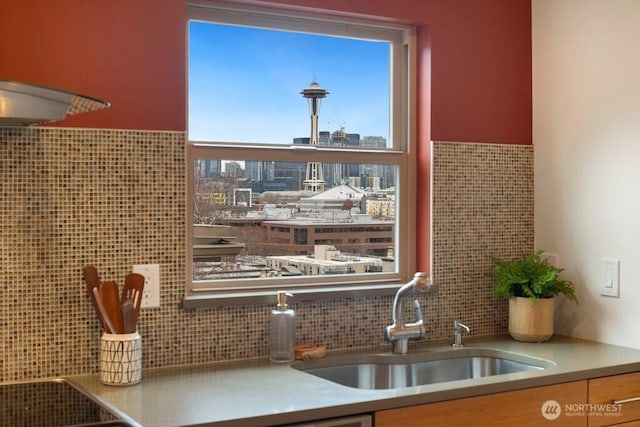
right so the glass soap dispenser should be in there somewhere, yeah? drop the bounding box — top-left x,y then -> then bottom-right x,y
270,291 -> 295,363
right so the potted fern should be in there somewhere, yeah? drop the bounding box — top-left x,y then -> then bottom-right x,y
488,251 -> 578,342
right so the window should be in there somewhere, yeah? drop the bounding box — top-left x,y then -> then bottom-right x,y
185,2 -> 416,305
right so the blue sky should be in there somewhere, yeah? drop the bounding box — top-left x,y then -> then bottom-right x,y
188,21 -> 390,144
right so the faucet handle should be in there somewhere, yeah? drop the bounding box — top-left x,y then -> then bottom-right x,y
413,300 -> 423,323
453,320 -> 470,333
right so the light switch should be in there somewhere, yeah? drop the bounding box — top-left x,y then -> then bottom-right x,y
600,258 -> 620,298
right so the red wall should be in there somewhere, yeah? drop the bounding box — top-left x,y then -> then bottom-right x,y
1,0 -> 532,272
0,0 -> 186,130
1,0 -> 531,141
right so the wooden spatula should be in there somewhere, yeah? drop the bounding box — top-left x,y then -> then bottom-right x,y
100,281 -> 124,334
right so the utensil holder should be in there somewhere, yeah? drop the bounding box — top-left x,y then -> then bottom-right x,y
100,332 -> 142,386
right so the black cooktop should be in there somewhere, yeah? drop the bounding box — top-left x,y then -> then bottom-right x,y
0,380 -> 131,426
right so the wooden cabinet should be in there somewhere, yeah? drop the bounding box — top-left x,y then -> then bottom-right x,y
375,373 -> 640,427
376,381 -> 588,427
588,372 -> 640,427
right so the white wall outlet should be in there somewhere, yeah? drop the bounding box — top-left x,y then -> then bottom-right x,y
600,258 -> 620,298
133,264 -> 160,308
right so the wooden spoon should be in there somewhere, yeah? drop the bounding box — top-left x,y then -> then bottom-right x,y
82,266 -> 116,334
99,281 -> 124,334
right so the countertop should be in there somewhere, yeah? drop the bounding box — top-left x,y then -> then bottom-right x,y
70,335 -> 640,427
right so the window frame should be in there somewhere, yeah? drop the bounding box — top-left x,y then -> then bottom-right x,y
184,2 -> 418,307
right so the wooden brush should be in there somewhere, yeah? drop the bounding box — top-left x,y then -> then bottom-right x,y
295,344 -> 327,361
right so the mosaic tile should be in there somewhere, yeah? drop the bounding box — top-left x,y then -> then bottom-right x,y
0,129 -> 532,382
431,142 -> 534,340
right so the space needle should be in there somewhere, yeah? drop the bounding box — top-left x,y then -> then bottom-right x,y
300,81 -> 329,192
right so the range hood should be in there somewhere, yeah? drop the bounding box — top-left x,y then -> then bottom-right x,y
0,80 -> 110,126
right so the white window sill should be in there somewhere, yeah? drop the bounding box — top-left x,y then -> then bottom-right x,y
181,283 -> 401,308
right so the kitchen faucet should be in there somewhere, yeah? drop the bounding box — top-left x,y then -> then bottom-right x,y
384,272 -> 437,354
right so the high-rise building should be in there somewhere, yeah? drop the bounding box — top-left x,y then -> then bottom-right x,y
245,160 -> 274,182
273,160 -> 305,191
199,159 -> 222,177
361,136 -> 393,188
319,129 -> 361,185
224,161 -> 242,177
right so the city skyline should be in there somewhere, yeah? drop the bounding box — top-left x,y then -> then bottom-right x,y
188,20 -> 390,144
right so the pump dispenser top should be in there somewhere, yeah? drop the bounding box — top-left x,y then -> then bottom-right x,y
270,291 -> 295,363
276,291 -> 292,310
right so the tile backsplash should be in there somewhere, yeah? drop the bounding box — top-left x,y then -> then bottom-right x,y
0,129 -> 532,382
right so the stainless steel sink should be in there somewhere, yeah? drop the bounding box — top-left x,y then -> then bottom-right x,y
292,348 -> 553,390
